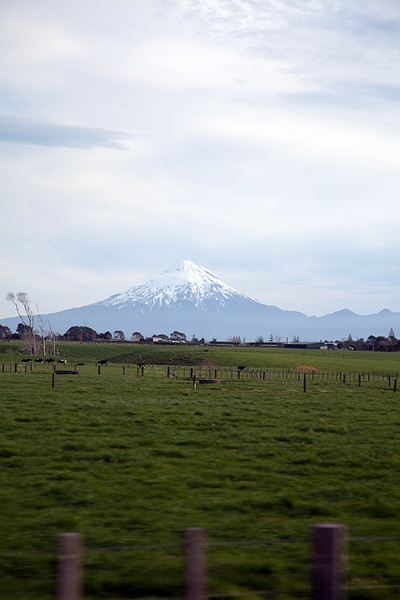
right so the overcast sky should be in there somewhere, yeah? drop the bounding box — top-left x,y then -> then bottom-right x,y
1,0 -> 399,319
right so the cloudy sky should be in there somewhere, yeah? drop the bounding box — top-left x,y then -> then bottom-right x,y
1,0 -> 399,319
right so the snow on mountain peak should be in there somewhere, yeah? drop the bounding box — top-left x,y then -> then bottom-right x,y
100,259 -> 256,311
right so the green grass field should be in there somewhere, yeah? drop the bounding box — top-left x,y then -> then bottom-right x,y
1,342 -> 400,599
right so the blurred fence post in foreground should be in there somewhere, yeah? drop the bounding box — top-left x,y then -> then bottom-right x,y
58,532 -> 82,600
186,527 -> 206,600
313,523 -> 347,600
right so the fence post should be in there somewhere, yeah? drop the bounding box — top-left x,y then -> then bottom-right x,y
57,532 -> 83,600
303,372 -> 307,393
185,527 -> 206,600
312,523 -> 346,600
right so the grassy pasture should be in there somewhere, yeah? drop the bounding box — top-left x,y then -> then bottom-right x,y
1,342 -> 400,599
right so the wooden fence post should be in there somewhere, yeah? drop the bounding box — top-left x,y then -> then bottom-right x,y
312,523 -> 346,600
52,372 -> 55,389
303,372 -> 307,393
97,365 -> 101,376
193,375 -> 196,391
394,378 -> 397,393
185,527 -> 206,600
57,532 -> 82,600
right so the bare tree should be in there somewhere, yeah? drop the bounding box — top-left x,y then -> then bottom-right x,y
47,320 -> 59,356
6,292 -> 37,355
36,304 -> 46,356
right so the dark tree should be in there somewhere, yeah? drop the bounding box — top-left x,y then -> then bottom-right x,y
16,322 -> 33,337
131,332 -> 144,341
98,331 -> 113,340
374,336 -> 390,352
170,330 -> 186,342
64,326 -> 98,342
0,325 -> 12,339
113,330 -> 125,341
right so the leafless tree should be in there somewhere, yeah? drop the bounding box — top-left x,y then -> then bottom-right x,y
47,320 -> 59,356
6,292 -> 37,355
36,305 -> 46,356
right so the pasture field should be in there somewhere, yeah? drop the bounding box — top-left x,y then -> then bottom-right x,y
1,342 -> 400,599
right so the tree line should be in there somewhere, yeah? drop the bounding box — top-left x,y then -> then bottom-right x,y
335,329 -> 400,352
1,322 -> 399,352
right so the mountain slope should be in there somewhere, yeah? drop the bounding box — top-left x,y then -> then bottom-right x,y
96,259 -> 261,312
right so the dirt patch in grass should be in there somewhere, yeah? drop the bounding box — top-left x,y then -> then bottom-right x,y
296,365 -> 317,371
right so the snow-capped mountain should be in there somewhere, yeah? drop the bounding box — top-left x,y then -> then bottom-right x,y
98,259 -> 258,311
1,259 -> 399,340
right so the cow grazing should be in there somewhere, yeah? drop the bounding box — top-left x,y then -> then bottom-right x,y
98,360 -> 108,366
21,358 -> 32,363
34,359 -> 44,363
45,358 -> 55,363
58,359 -> 67,365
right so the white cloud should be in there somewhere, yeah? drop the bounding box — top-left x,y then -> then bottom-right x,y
0,0 -> 399,319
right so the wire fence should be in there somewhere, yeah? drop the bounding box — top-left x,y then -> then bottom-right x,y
2,526 -> 400,599
2,361 -> 399,394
